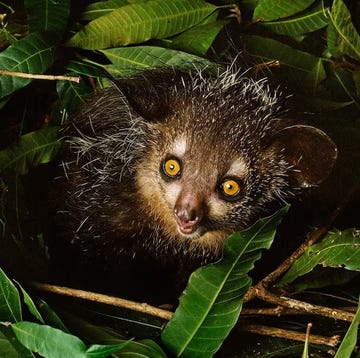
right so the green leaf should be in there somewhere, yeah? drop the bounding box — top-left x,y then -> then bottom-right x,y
334,299 -> 360,358
12,322 -> 86,357
322,63 -> 359,105
0,127 -> 61,175
0,329 -> 18,358
327,14 -> 338,57
354,70 -> 360,98
15,282 -> 44,324
55,312 -> 166,357
112,340 -> 167,358
279,229 -> 360,286
100,46 -> 213,77
161,206 -> 289,357
246,35 -> 320,71
0,28 -> 17,45
0,326 -> 34,358
11,321 -> 130,358
24,0 -> 70,34
332,67 -> 359,106
56,78 -> 91,116
67,0 -> 218,49
289,268 -> 359,291
85,342 -> 130,357
260,3 -> 329,36
66,61 -> 104,78
164,20 -> 225,55
253,0 -> 315,21
82,0 -> 133,21
0,32 -> 57,99
37,300 -> 69,333
327,0 -> 360,60
245,35 -> 326,94
0,267 -> 22,322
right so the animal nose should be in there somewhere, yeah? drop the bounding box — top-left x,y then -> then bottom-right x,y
174,193 -> 204,234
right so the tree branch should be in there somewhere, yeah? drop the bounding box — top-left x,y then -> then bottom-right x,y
251,288 -> 355,322
239,323 -> 341,347
0,69 -> 80,83
27,281 -> 173,321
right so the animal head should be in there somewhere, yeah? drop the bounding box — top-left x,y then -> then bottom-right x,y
64,67 -> 337,258
120,68 -> 337,250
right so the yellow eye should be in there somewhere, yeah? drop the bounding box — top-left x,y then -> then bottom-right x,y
163,158 -> 181,177
221,179 -> 240,197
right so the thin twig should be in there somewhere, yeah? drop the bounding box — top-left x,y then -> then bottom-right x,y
241,306 -> 300,316
0,69 -> 80,83
252,289 -> 355,322
245,183 -> 359,302
28,281 -> 173,321
28,280 -> 354,349
244,225 -> 329,303
239,323 -> 341,347
241,305 -> 357,317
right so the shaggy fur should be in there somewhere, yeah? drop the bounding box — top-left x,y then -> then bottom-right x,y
53,67 -> 336,281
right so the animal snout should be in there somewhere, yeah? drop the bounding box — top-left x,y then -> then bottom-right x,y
174,193 -> 204,234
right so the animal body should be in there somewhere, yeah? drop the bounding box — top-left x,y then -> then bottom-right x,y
53,67 -> 337,297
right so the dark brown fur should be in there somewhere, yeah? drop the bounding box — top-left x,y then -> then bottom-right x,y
51,67 -> 337,296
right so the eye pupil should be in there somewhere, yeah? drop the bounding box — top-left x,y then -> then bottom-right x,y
163,158 -> 181,178
221,179 -> 240,197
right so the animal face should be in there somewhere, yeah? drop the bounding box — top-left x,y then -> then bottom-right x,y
61,68 -> 337,263
134,108 -> 289,253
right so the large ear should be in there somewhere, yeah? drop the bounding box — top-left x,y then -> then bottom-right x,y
113,74 -> 172,121
268,125 -> 337,187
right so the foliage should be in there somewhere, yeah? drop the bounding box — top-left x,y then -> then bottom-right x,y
334,300 -> 360,358
279,229 -> 360,288
0,127 -> 60,175
0,267 -> 163,357
0,0 -> 359,357
0,32 -> 57,99
0,209 -> 287,357
66,0 -> 219,49
162,207 -> 288,357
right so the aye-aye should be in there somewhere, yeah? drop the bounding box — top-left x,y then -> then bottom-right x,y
52,67 -> 337,292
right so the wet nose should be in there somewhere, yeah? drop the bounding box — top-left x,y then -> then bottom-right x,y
174,192 -> 204,234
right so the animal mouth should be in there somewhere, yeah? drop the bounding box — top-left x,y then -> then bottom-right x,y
178,223 -> 197,234
176,223 -> 204,239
